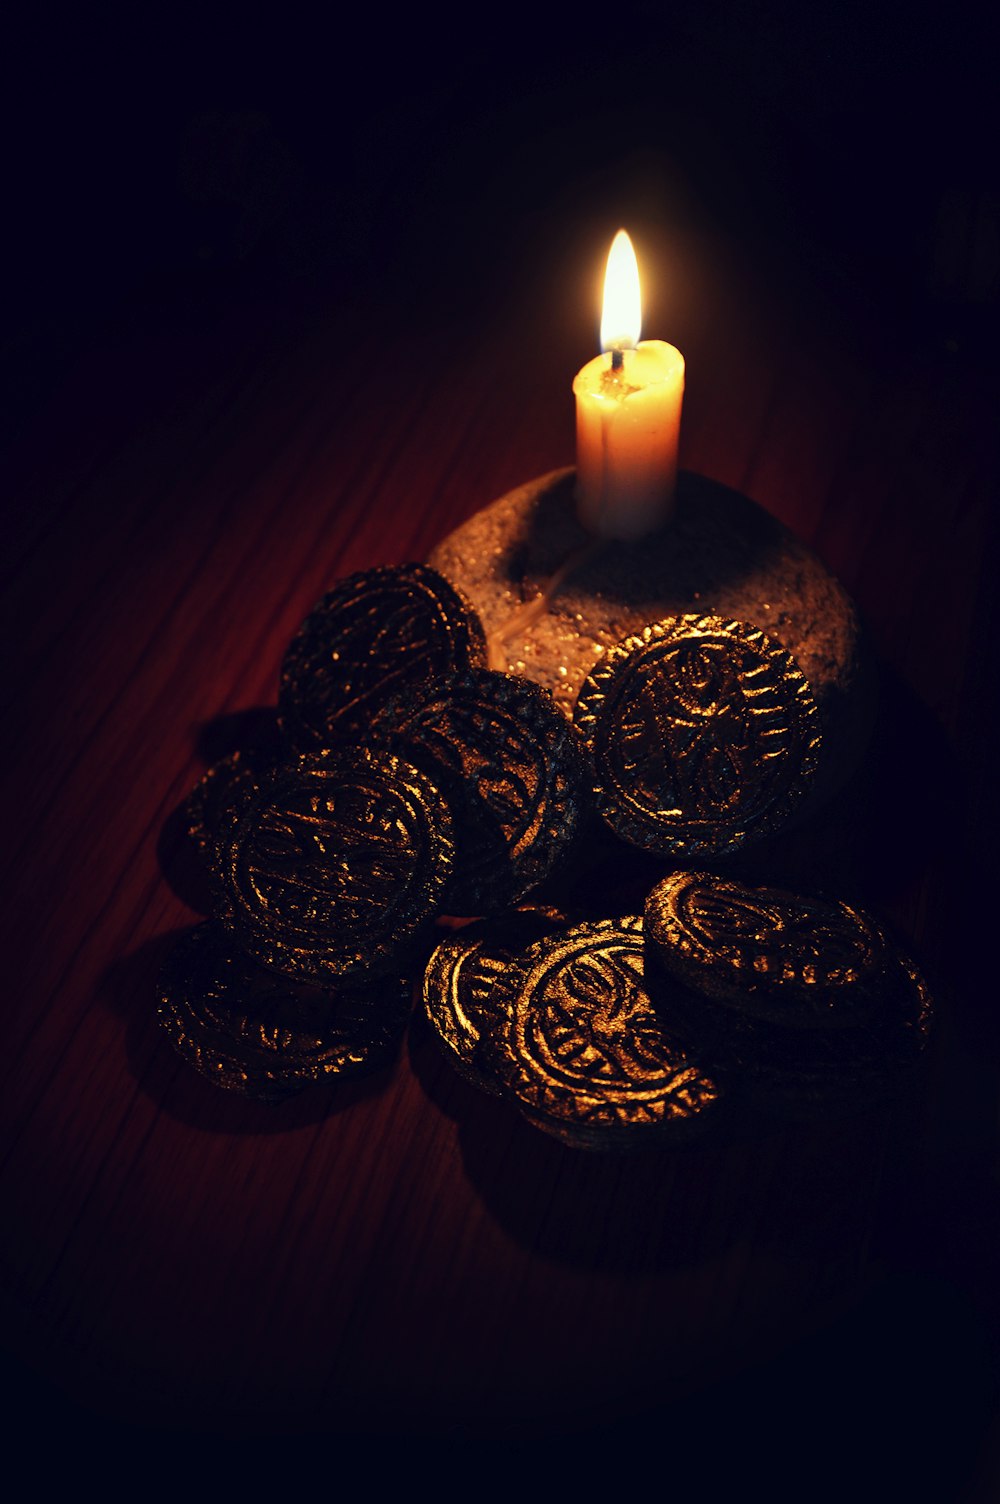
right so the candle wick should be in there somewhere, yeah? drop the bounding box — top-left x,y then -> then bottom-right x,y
490,539 -> 607,665
610,348 -> 624,372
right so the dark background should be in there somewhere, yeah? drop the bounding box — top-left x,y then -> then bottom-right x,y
3,1 -> 998,1486
4,0 -> 999,442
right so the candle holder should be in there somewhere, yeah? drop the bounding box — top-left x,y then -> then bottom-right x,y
428,467 -> 877,823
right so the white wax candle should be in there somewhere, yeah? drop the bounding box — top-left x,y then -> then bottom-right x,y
573,231 -> 685,540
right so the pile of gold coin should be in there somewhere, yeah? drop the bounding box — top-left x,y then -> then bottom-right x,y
157,564 -> 931,1136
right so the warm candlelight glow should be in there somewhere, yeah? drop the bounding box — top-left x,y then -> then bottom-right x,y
573,229 -> 685,540
600,229 -> 642,353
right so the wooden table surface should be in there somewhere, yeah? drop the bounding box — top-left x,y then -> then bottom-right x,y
3,161 -> 999,1483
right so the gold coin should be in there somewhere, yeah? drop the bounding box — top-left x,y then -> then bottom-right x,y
422,907 -> 568,1092
182,745 -> 280,884
644,871 -> 934,1117
486,916 -> 722,1148
215,747 -> 454,983
279,564 -> 487,751
574,615 -> 821,857
373,670 -> 589,914
157,923 -> 412,1101
645,869 -> 887,1023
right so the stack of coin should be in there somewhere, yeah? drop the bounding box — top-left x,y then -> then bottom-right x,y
278,563 -> 488,750
181,742 -> 282,888
160,564 -> 592,1100
421,907 -> 568,1094
371,669 -> 590,915
643,870 -> 934,1118
421,910 -> 725,1149
416,869 -> 935,1144
157,924 -> 413,1102
159,563 -> 934,1127
161,744 -> 455,1098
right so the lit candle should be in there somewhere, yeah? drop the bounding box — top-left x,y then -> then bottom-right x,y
573,230 -> 685,540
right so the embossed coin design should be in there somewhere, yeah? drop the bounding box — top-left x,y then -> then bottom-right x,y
422,908 -> 568,1092
372,670 -> 589,915
645,870 -> 887,1024
157,923 -> 412,1100
216,747 -> 454,983
574,615 -> 821,856
643,872 -> 934,1117
183,744 -> 282,886
279,564 -> 487,751
488,916 -> 721,1148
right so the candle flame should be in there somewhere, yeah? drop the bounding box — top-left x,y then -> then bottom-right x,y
600,229 -> 641,353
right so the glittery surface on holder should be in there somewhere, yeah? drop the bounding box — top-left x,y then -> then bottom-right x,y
215,746 -> 454,984
427,468 -> 875,820
371,669 -> 590,915
422,907 -> 568,1093
574,614 -> 822,857
484,915 -> 722,1149
279,563 -> 488,751
157,923 -> 413,1101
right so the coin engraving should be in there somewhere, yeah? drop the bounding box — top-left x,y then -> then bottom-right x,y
643,871 -> 935,1113
279,564 -> 487,750
157,924 -> 412,1100
647,871 -> 887,1024
218,748 -> 454,981
491,918 -> 720,1137
183,747 -> 275,862
374,670 -> 588,914
574,615 -> 821,856
422,908 -> 567,1088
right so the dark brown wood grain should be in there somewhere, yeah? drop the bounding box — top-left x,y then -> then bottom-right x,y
3,211 -> 998,1477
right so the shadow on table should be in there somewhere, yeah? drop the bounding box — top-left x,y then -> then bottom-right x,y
409,996 -> 897,1278
717,659 -> 963,904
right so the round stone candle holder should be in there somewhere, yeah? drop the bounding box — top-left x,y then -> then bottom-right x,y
428,467 -> 876,822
